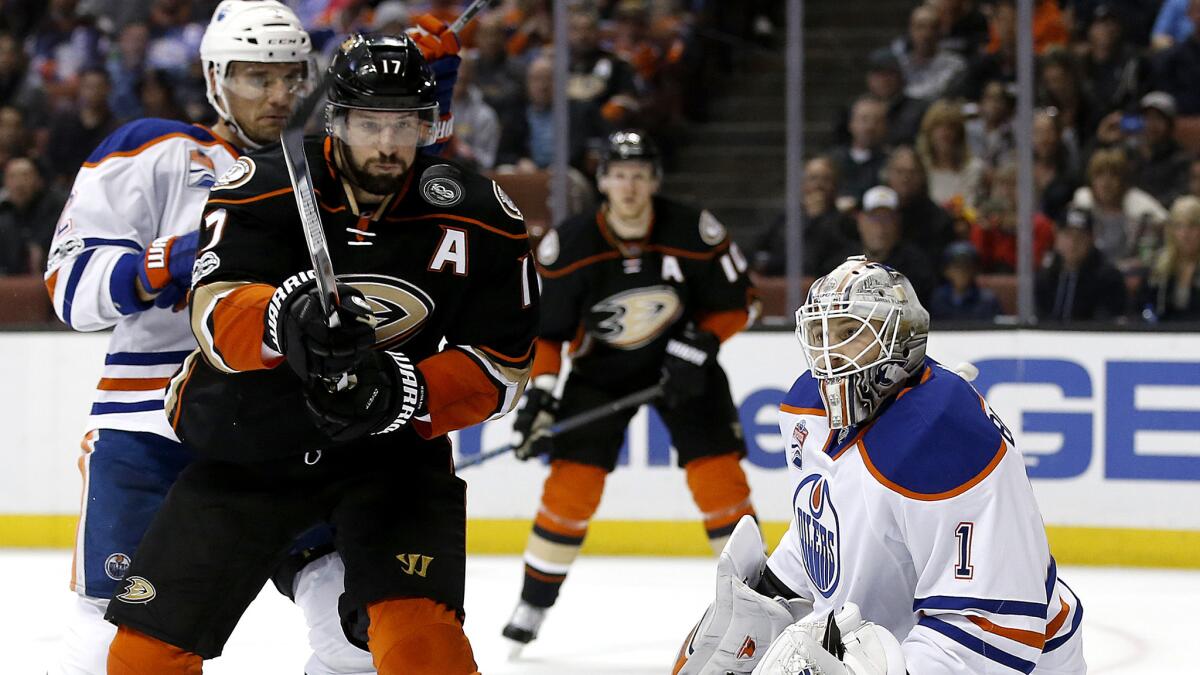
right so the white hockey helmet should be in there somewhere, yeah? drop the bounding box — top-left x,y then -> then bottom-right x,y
796,256 -> 930,429
200,0 -> 313,148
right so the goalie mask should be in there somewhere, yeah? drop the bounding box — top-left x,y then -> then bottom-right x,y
796,257 -> 929,430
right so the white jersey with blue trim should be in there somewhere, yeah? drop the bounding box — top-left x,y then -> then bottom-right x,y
768,358 -> 1084,675
44,118 -> 239,438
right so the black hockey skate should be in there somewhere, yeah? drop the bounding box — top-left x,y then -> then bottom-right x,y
502,600 -> 547,658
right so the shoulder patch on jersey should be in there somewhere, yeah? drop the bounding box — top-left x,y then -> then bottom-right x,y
419,164 -> 465,207
85,119 -> 215,166
861,364 -> 1005,500
212,157 -> 256,191
699,209 -> 727,246
493,181 -> 524,221
537,228 -> 560,265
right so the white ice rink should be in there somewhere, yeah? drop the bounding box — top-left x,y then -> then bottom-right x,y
3,550 -> 1195,674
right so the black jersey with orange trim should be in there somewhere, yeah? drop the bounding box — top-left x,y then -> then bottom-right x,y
172,136 -> 539,461
534,197 -> 754,387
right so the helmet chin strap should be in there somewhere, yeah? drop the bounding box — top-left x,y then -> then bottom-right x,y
820,377 -> 855,430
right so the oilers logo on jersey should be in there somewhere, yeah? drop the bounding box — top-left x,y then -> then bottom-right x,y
794,473 -> 841,598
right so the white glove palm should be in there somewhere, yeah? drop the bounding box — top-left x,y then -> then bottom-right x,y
751,604 -> 906,675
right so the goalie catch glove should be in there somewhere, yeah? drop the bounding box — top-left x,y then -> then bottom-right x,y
304,351 -> 427,443
662,326 -> 719,409
750,603 -> 906,675
266,271 -> 378,383
510,378 -> 559,460
673,516 -> 814,675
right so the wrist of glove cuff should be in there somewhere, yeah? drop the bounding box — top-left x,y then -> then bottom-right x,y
304,351 -> 427,443
371,351 -> 427,435
265,270 -> 318,354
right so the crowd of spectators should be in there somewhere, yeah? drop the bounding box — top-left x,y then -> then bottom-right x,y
0,0 -> 740,281
754,0 -> 1200,324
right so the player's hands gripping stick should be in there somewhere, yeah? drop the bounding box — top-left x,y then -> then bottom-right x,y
304,350 -> 428,442
266,271 -> 378,383
661,326 -> 719,408
510,387 -> 558,460
137,230 -> 201,309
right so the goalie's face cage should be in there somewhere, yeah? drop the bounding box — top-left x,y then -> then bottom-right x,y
796,304 -> 899,379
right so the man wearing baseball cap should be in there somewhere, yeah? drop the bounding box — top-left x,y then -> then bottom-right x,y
1133,91 -> 1191,204
1036,205 -> 1129,321
838,185 -> 936,303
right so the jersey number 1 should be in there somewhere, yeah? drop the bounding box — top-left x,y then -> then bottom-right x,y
954,522 -> 974,580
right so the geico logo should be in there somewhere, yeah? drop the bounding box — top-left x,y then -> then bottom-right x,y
453,358 -> 1200,482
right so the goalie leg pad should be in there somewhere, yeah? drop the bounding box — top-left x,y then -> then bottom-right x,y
673,517 -> 815,675
684,453 -> 757,553
293,552 -> 375,675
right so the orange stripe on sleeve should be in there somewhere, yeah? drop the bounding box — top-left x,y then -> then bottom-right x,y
45,270 -> 59,302
696,308 -> 749,343
207,186 -> 294,206
531,338 -> 563,379
210,284 -> 281,371
97,377 -> 171,391
967,615 -> 1047,650
780,403 -> 825,416
1044,597 -> 1070,638
417,349 -> 502,438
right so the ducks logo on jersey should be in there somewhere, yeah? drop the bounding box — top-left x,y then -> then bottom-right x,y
794,474 -> 841,598
589,286 -> 683,350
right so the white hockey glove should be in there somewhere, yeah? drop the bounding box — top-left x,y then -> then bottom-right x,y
673,516 -> 814,675
751,603 -> 906,675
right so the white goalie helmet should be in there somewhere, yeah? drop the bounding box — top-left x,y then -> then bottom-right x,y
796,256 -> 930,430
200,0 -> 313,148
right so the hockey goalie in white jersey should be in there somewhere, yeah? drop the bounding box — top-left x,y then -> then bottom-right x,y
675,256 -> 1085,675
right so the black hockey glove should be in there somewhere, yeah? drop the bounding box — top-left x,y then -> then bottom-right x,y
661,326 -> 720,409
304,351 -> 428,443
266,271 -> 378,383
510,387 -> 558,460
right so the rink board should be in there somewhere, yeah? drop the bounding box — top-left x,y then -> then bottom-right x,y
2,330 -> 1199,566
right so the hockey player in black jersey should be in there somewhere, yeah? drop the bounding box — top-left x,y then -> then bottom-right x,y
502,130 -> 760,649
105,34 -> 537,675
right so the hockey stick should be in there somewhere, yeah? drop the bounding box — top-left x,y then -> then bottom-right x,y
455,384 -> 665,471
450,0 -> 499,33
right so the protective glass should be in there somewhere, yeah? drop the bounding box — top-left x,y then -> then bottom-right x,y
222,62 -> 313,100
328,105 -> 440,148
795,301 -> 899,378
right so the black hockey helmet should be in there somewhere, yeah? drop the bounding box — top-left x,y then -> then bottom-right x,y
327,33 -> 436,110
597,129 -> 662,177
325,33 -> 440,147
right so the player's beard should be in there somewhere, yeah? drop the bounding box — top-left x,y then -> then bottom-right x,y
347,154 -> 411,196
